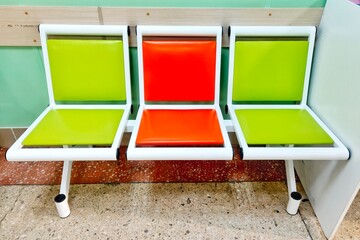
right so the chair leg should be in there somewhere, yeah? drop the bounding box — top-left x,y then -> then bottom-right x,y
285,159 -> 302,215
54,160 -> 73,218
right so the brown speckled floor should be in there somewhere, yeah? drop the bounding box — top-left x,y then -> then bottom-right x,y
0,147 -> 286,185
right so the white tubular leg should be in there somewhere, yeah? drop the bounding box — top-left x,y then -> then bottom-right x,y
285,159 -> 302,215
60,160 -> 73,197
285,160 -> 297,194
54,160 -> 73,218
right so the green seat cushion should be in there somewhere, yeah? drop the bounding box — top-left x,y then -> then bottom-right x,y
47,39 -> 126,102
22,109 -> 124,146
235,109 -> 334,145
232,40 -> 309,102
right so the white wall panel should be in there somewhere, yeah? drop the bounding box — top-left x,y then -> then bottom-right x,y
295,0 -> 360,238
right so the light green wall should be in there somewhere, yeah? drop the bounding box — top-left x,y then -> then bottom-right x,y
0,47 -> 48,127
0,0 -> 326,127
268,0 -> 326,7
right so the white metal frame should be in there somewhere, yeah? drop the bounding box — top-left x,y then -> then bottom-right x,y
127,26 -> 232,160
227,26 -> 349,161
6,24 -> 132,218
228,26 -> 350,214
6,24 -> 132,161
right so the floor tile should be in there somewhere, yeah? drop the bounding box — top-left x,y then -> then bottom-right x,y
0,129 -> 15,148
0,186 -> 24,221
0,182 -> 316,240
334,191 -> 360,239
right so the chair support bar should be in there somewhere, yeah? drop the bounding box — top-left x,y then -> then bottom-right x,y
60,160 -> 73,197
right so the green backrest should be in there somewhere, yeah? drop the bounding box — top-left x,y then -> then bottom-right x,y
47,39 -> 126,103
232,39 -> 309,103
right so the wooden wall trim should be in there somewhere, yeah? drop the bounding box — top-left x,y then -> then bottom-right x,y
0,6 -> 323,47
0,6 -> 100,46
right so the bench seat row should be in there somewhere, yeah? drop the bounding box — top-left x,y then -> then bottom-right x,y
6,24 -> 349,217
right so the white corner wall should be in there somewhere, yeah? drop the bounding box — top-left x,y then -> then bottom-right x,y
295,0 -> 360,238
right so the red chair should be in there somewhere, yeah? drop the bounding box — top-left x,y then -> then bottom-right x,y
127,26 -> 232,160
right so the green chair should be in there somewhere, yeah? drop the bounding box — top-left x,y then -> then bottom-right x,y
227,26 -> 349,214
6,24 -> 131,217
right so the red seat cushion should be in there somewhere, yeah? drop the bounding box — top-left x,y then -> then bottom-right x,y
136,109 -> 224,147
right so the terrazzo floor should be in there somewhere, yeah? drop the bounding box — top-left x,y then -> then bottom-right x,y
0,182 -> 325,240
1,183 -> 359,240
1,146 -> 359,239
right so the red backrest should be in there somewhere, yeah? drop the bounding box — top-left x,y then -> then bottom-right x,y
142,40 -> 216,102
